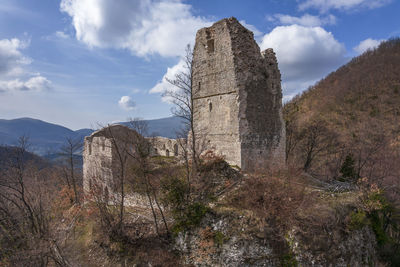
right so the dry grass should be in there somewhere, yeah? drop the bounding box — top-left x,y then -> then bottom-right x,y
229,169 -> 310,231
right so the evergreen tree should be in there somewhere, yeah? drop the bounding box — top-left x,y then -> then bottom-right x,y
340,153 -> 357,182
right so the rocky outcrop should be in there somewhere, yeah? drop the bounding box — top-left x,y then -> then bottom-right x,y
175,209 -> 378,266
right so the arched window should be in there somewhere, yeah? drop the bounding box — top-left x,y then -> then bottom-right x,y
209,102 -> 213,112
174,144 -> 178,156
166,149 -> 170,157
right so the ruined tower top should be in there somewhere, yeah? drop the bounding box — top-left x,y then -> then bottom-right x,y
192,17 -> 285,171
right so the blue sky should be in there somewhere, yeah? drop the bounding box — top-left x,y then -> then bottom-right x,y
0,0 -> 399,130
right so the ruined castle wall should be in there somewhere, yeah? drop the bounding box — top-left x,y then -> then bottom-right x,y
192,17 -> 286,171
83,135 -> 114,195
192,18 -> 241,166
83,125 -> 184,201
259,49 -> 286,168
231,31 -> 286,170
147,136 -> 180,157
83,124 -> 139,198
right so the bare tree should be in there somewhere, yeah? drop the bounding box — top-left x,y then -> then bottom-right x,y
102,125 -> 131,235
283,101 -> 301,162
0,136 -> 71,266
127,118 -> 170,237
163,44 -> 197,193
59,137 -> 82,205
300,120 -> 335,172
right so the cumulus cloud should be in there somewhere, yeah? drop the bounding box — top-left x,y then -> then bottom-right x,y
298,0 -> 392,13
151,23 -> 347,100
118,96 -> 136,110
0,38 -> 52,93
0,75 -> 51,92
260,25 -> 346,95
60,0 -> 212,57
0,38 -> 31,76
353,38 -> 384,54
267,13 -> 336,27
149,58 -> 186,101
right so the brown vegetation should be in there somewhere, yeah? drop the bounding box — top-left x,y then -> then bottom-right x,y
285,38 -> 400,186
0,137 -> 71,266
284,38 -> 400,264
2,39 -> 400,266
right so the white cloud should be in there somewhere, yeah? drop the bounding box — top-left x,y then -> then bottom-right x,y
118,96 -> 136,110
152,23 -> 347,101
55,31 -> 69,39
260,25 -> 346,96
149,58 -> 186,102
298,0 -> 392,13
0,38 -> 52,93
0,75 -> 51,92
267,13 -> 336,27
353,38 -> 384,54
0,38 -> 31,76
239,20 -> 263,37
24,76 -> 52,91
60,0 -> 212,57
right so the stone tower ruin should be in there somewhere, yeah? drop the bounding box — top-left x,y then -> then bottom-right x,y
192,17 -> 285,171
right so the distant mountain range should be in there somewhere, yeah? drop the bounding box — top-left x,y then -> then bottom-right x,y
0,117 -> 185,156
0,145 -> 50,169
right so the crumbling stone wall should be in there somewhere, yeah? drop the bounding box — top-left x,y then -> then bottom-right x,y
83,125 -> 181,199
192,17 -> 285,171
83,125 -> 136,199
83,134 -> 113,196
146,136 -> 181,157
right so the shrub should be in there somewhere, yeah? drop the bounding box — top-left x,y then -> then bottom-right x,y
280,252 -> 298,267
230,174 -> 306,230
213,231 -> 227,247
349,210 -> 369,230
161,176 -> 209,233
172,202 -> 209,234
355,179 -> 400,265
339,154 -> 358,182
161,176 -> 188,210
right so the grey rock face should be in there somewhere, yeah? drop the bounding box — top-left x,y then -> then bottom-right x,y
192,17 -> 285,171
175,213 -> 378,267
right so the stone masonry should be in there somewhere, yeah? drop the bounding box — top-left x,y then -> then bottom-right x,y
83,124 -> 181,199
192,17 -> 285,171
83,17 -> 286,198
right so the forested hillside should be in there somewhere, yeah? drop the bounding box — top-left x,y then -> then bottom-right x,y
284,38 -> 400,263
285,38 -> 400,183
